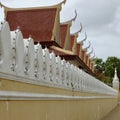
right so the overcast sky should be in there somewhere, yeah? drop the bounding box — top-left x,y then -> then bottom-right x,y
0,0 -> 120,61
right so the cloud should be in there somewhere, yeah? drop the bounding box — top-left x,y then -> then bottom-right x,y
64,0 -> 120,60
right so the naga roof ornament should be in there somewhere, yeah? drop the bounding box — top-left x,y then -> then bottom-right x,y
77,32 -> 87,44
61,10 -> 77,24
90,52 -> 95,60
71,23 -> 82,35
82,41 -> 91,52
87,47 -> 93,56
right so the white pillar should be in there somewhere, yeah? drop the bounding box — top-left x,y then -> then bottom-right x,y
10,29 -> 24,76
112,68 -> 119,91
0,21 -> 12,73
23,37 -> 35,78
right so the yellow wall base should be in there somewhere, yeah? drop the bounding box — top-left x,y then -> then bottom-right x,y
0,78 -> 118,120
0,99 -> 117,120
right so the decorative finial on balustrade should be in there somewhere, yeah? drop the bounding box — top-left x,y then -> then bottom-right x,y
38,41 -> 40,44
29,35 -> 32,39
112,68 -> 119,91
17,26 -> 20,29
15,26 -> 20,33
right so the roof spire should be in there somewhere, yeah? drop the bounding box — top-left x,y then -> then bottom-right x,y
72,10 -> 77,21
114,68 -> 119,81
61,10 -> 77,24
78,23 -> 83,33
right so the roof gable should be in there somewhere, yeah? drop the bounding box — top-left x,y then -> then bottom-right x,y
70,35 -> 75,51
6,8 -> 57,41
60,24 -> 68,48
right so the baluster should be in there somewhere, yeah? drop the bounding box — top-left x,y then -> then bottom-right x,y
55,56 -> 62,84
0,21 -> 12,73
42,48 -> 50,82
10,28 -> 24,76
23,36 -> 35,78
49,52 -> 56,84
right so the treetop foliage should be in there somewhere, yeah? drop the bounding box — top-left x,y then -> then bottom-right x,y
93,56 -> 120,84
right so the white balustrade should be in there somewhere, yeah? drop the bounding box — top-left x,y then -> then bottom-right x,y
0,20 -> 118,96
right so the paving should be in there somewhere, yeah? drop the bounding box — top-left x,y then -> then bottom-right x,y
101,103 -> 120,120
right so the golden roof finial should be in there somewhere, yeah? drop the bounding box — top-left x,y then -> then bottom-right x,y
72,10 -> 77,21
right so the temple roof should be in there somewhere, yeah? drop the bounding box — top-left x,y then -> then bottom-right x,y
6,8 -> 57,42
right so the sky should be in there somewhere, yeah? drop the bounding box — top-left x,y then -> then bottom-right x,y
0,0 -> 120,61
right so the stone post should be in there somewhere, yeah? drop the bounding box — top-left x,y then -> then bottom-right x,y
112,68 -> 119,91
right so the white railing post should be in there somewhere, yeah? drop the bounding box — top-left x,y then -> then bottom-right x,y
42,48 -> 50,82
0,21 -> 12,73
10,29 -> 24,76
61,59 -> 66,85
49,52 -> 56,84
55,56 -> 62,84
66,62 -> 71,87
34,43 -> 43,81
113,68 -> 119,91
23,37 -> 35,78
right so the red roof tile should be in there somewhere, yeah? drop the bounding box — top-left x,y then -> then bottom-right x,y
70,35 -> 75,51
82,50 -> 85,60
60,24 -> 68,48
6,8 -> 57,42
77,44 -> 80,56
86,55 -> 88,64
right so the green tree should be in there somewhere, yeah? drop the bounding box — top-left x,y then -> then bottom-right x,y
104,56 -> 120,82
93,56 -> 120,84
93,58 -> 105,73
